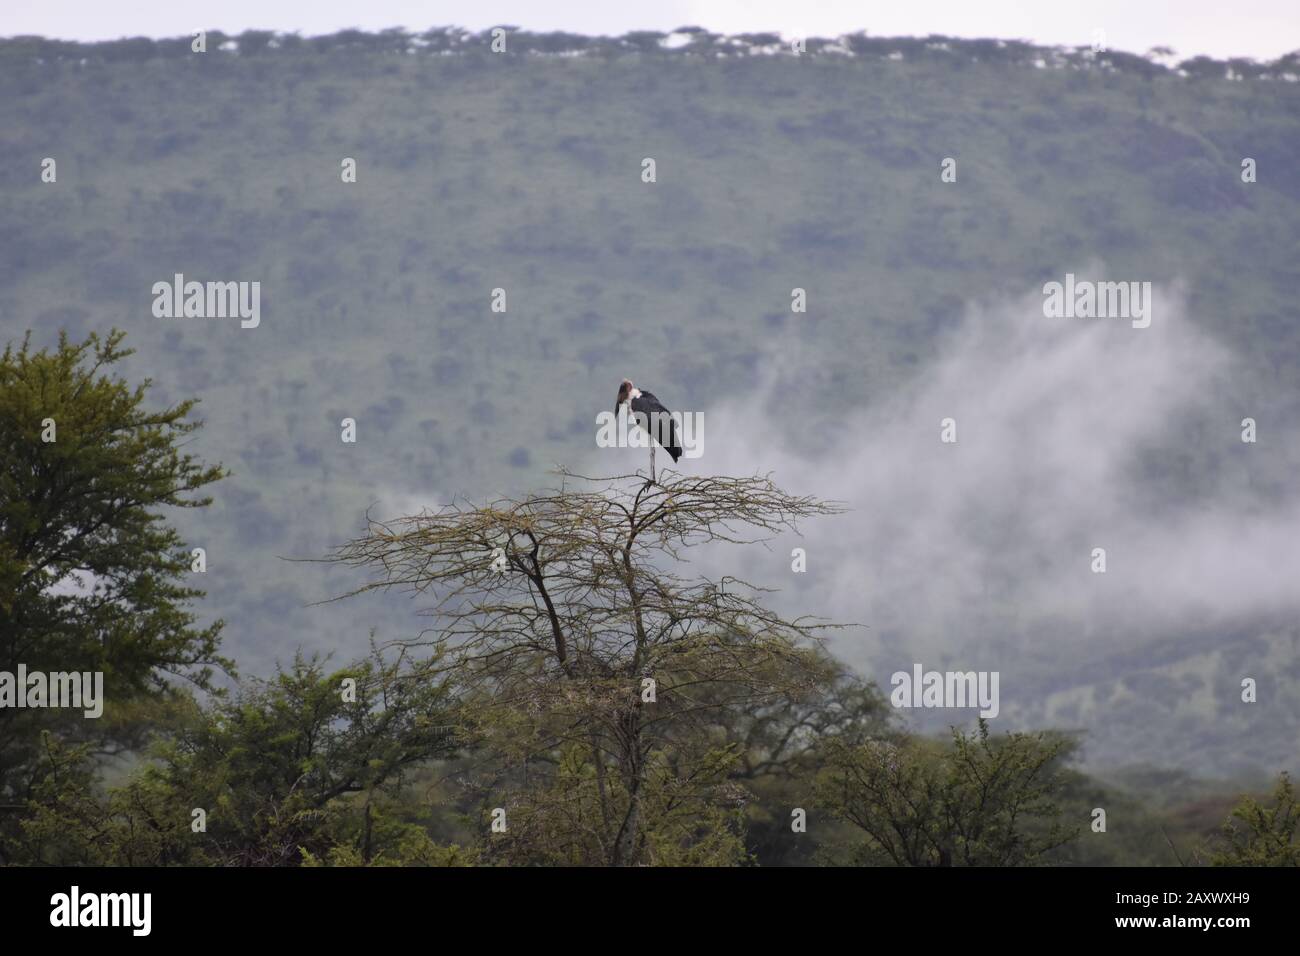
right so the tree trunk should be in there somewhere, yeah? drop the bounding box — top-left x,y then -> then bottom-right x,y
610,710 -> 644,866
611,776 -> 643,866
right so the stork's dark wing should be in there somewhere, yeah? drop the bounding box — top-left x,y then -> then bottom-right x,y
630,390 -> 666,416
629,391 -> 683,462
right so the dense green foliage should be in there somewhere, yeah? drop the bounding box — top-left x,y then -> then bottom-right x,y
16,650 -> 460,865
0,330 -> 227,859
1211,772 -> 1300,866
820,719 -> 1077,865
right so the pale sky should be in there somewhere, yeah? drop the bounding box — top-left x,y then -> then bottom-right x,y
2,0 -> 1298,61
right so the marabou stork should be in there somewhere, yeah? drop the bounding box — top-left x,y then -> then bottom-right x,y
615,379 -> 683,484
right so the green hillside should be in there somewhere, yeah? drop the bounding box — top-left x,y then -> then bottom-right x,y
2,28 -> 1299,779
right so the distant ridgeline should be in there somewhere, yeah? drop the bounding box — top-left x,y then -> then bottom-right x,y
2,28 -> 1298,79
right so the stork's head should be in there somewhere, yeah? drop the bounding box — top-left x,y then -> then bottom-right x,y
615,379 -> 633,417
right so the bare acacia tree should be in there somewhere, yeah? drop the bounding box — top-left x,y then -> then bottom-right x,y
323,469 -> 845,865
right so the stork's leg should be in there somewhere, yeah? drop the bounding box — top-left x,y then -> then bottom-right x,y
649,444 -> 657,486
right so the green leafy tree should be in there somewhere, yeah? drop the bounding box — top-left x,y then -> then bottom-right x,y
713,660 -> 893,865
820,718 -> 1078,866
16,649 -> 460,865
478,740 -> 751,866
0,329 -> 227,860
1212,772 -> 1299,866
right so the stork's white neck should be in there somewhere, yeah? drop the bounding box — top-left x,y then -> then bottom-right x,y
629,387 -> 642,399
